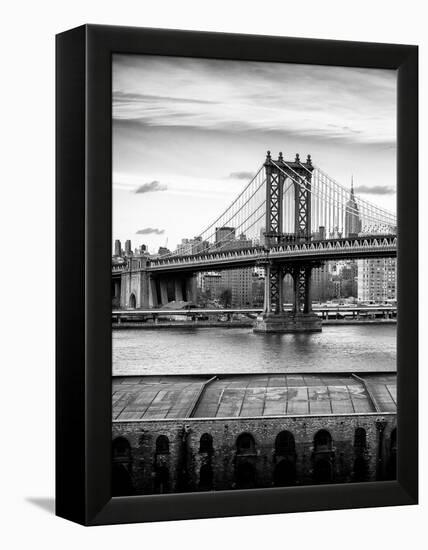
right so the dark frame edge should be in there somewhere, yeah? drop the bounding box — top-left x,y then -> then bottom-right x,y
396,45 -> 418,503
55,24 -> 88,525
87,480 -> 415,526
56,24 -> 418,526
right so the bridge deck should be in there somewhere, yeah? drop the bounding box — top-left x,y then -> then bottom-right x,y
112,373 -> 396,421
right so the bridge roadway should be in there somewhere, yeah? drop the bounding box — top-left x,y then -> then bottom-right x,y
113,235 -> 397,276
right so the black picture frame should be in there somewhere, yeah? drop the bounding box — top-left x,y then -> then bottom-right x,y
56,24 -> 418,526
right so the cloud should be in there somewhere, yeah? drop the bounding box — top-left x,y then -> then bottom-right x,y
355,185 -> 395,195
136,228 -> 165,235
134,180 -> 167,193
112,55 -> 396,146
229,171 -> 255,180
114,91 -> 217,106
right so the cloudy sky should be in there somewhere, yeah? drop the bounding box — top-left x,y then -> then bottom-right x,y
112,54 -> 396,253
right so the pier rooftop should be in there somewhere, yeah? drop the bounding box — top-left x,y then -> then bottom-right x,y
112,373 -> 396,421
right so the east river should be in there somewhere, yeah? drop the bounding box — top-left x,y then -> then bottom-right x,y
112,324 -> 396,376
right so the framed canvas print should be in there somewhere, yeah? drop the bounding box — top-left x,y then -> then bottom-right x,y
56,25 -> 418,525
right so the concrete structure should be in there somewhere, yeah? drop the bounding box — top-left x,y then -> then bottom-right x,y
114,255 -> 198,308
112,374 -> 397,495
357,258 -> 397,302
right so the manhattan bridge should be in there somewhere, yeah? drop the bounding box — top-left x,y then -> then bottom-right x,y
112,152 -> 397,332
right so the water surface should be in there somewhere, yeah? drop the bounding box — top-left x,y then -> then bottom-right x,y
112,325 -> 396,375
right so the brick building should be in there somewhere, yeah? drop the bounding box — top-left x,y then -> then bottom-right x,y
112,374 -> 397,495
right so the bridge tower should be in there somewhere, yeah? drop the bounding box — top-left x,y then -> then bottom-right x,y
254,151 -> 322,333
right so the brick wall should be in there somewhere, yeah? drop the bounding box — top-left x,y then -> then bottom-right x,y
112,413 -> 396,495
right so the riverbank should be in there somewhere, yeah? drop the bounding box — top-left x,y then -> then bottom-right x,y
112,318 -> 397,330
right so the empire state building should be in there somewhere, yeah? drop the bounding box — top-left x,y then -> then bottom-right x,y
345,178 -> 362,237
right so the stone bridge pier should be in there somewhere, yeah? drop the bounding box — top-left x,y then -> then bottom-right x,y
254,261 -> 322,333
117,265 -> 198,309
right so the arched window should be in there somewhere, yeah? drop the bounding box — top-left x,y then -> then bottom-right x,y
129,293 -> 136,308
156,435 -> 169,454
236,433 -> 256,455
354,427 -> 367,450
199,464 -> 213,491
112,436 -> 131,460
275,431 -> 295,456
199,433 -> 213,454
314,430 -> 333,452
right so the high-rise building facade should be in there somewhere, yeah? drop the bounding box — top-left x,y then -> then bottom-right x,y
357,258 -> 397,302
311,264 -> 335,302
204,228 -> 255,307
215,226 -> 236,248
220,268 -> 253,307
202,272 -> 223,299
340,261 -> 358,298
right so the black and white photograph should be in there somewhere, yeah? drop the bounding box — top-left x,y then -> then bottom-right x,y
111,54 -> 398,496
1,0 -> 423,542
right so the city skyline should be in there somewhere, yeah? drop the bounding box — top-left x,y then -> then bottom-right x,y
112,55 -> 397,253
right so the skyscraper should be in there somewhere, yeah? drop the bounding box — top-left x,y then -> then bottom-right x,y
114,239 -> 122,257
345,178 -> 362,237
220,268 -> 254,307
124,239 -> 132,256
